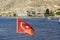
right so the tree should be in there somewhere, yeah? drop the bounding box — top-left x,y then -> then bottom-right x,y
45,9 -> 49,14
44,9 -> 54,18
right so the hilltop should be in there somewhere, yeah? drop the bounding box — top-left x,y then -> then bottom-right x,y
0,0 -> 60,18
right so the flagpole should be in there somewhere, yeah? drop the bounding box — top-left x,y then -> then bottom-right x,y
16,18 -> 18,33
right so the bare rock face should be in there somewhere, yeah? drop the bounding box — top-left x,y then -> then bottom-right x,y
0,0 -> 60,12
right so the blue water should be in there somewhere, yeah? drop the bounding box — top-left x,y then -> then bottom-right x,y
0,18 -> 60,40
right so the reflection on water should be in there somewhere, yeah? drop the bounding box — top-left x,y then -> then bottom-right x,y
0,18 -> 60,40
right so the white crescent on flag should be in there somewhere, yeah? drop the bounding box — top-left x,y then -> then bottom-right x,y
20,22 -> 24,29
20,22 -> 29,28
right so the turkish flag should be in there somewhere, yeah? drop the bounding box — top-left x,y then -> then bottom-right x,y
17,18 -> 34,36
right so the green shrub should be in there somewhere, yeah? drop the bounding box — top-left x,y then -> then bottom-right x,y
13,13 -> 17,17
44,13 -> 49,18
44,13 -> 54,18
49,13 -> 54,16
56,12 -> 60,15
0,14 -> 2,16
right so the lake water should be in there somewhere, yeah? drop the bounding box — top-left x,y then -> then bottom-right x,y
0,18 -> 60,40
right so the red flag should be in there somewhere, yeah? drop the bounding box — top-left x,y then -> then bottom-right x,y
17,18 -> 34,36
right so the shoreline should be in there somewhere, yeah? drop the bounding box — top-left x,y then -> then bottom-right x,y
0,17 -> 44,19
0,17 -> 60,19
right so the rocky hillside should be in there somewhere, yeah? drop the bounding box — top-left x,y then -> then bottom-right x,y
0,0 -> 60,13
